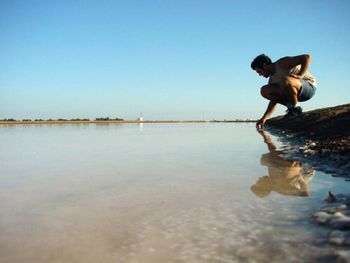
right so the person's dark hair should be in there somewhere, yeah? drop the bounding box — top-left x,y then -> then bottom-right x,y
251,54 -> 272,70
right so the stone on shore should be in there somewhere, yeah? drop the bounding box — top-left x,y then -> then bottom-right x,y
314,193 -> 350,251
334,250 -> 350,263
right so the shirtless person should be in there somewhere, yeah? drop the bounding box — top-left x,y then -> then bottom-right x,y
251,54 -> 317,129
251,130 -> 314,198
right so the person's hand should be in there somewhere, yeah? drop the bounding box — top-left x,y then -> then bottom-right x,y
256,118 -> 266,130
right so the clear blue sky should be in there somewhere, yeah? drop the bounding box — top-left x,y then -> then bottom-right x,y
1,0 -> 350,120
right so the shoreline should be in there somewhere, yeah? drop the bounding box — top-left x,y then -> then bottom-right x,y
0,120 -> 257,125
267,103 -> 350,259
266,103 -> 350,180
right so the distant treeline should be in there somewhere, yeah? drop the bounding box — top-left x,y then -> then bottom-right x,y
1,118 -> 257,123
0,117 -> 124,122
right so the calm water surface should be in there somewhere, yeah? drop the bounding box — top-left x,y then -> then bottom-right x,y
0,123 -> 348,262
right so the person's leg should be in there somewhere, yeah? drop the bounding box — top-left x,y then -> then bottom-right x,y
280,76 -> 302,107
260,83 -> 286,105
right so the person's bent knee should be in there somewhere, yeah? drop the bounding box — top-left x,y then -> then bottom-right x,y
260,85 -> 269,99
260,84 -> 280,100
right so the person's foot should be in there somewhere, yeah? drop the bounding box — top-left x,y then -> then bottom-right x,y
284,106 -> 303,118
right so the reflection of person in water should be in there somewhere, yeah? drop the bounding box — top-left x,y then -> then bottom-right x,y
251,130 -> 314,198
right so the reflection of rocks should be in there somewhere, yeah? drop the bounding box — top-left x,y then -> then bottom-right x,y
314,193 -> 350,261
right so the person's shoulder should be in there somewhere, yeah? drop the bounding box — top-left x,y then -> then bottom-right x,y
278,54 -> 311,66
276,56 -> 291,64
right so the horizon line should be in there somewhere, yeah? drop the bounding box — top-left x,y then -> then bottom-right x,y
0,119 -> 257,125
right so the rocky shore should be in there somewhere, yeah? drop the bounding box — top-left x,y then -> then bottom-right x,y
266,103 -> 350,179
314,193 -> 350,262
266,103 -> 350,262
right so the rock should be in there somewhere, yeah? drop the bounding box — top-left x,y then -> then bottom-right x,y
314,211 -> 333,224
328,191 -> 338,203
334,212 -> 348,219
321,205 -> 347,214
329,230 -> 350,245
334,250 -> 350,263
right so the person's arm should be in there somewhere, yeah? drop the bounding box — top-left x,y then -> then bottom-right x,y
256,101 -> 277,129
278,54 -> 312,78
258,131 -> 277,152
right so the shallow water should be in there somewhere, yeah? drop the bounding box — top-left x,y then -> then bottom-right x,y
0,123 -> 348,262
